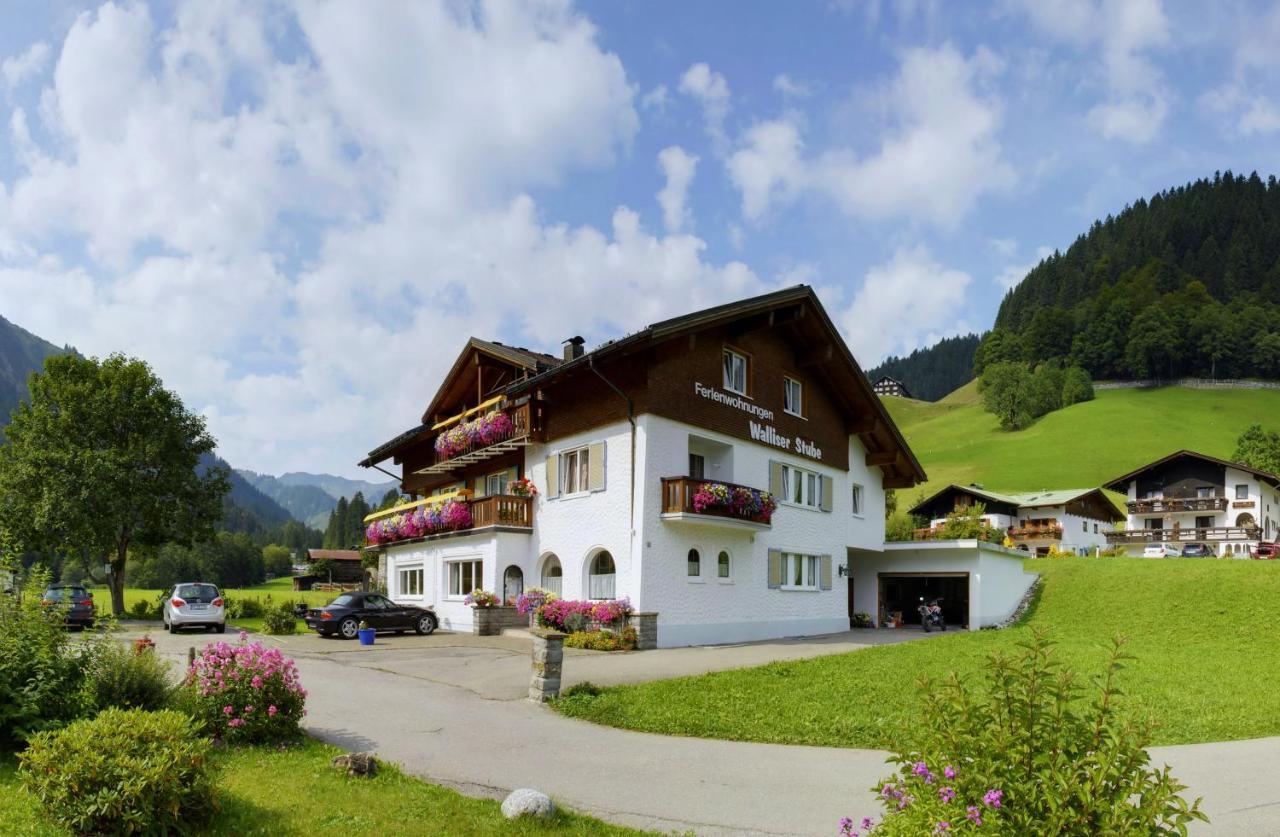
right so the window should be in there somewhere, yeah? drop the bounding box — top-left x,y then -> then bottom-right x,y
780,464 -> 824,509
540,554 -> 562,596
1082,520 -> 1087,532
723,348 -> 748,395
1146,518 -> 1162,530
687,549 -> 701,577
1236,484 -> 1249,500
1195,516 -> 1213,529
1093,523 -> 1098,534
485,471 -> 506,496
689,453 -> 705,480
588,551 -> 616,599
717,550 -> 731,579
398,566 -> 424,597
851,484 -> 864,516
782,553 -> 819,591
1196,487 -> 1213,499
783,377 -> 803,417
448,560 -> 482,598
561,447 -> 591,495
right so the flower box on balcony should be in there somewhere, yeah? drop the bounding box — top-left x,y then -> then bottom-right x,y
660,477 -> 776,530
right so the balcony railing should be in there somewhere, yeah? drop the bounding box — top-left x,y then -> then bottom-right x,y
1009,524 -> 1063,540
417,398 -> 544,475
364,493 -> 533,547
660,477 -> 775,528
1126,496 -> 1228,514
1105,526 -> 1260,544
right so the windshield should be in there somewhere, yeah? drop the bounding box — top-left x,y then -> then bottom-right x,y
330,594 -> 357,607
175,584 -> 219,602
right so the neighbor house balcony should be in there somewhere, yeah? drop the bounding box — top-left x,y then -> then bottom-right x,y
1126,495 -> 1228,514
660,477 -> 776,531
363,490 -> 534,548
415,396 -> 545,476
1008,522 -> 1063,541
1105,526 -> 1260,545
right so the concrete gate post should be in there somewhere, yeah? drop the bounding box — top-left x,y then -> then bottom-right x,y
528,628 -> 566,703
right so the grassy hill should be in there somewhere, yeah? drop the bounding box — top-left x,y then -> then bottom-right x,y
881,385 -> 1280,500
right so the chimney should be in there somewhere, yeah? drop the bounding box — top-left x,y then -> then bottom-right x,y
563,335 -> 585,361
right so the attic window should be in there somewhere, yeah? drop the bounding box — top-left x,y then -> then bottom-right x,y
723,347 -> 749,395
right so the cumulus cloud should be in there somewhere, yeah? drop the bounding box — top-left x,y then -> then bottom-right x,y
679,62 -> 731,149
1,41 -> 49,89
656,146 -> 699,233
1198,5 -> 1280,137
838,246 -> 973,365
772,73 -> 811,98
728,45 -> 1013,227
993,245 -> 1054,290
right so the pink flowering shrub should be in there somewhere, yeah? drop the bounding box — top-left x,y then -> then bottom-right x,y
535,597 -> 632,632
691,482 -> 777,523
434,410 -> 514,459
516,587 -> 556,615
365,499 -> 473,545
464,589 -> 499,607
843,630 -> 1205,835
182,633 -> 306,744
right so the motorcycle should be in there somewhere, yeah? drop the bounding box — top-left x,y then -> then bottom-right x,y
918,597 -> 945,632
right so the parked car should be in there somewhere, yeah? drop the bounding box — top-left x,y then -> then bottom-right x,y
162,583 -> 226,633
1180,543 -> 1214,558
41,584 -> 96,629
1251,542 -> 1278,559
1143,544 -> 1176,558
305,591 -> 437,639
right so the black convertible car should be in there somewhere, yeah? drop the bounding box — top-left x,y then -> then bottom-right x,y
305,591 -> 437,639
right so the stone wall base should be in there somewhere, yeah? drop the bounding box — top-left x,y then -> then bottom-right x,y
627,612 -> 658,650
474,606 -> 528,636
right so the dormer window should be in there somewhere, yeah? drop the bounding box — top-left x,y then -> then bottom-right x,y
723,347 -> 749,395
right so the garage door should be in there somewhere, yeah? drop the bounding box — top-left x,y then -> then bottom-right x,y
878,573 -> 969,628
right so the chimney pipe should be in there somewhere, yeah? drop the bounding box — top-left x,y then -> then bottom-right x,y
562,336 -> 585,361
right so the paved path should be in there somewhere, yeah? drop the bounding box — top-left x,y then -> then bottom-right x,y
127,626 -> 1278,835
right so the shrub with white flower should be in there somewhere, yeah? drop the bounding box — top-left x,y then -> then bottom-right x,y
182,631 -> 307,744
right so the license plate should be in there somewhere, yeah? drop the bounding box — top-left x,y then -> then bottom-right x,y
189,604 -> 207,611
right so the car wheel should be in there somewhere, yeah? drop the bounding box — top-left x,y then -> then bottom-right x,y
338,617 -> 360,640
168,620 -> 178,634
216,623 -> 225,634
415,614 -> 437,636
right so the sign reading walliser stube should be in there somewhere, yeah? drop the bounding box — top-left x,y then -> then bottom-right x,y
694,382 -> 824,461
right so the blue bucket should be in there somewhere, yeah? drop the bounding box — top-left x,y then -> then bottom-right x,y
357,628 -> 376,645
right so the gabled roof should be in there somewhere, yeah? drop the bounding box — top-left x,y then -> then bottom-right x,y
910,483 -> 1024,514
910,484 -> 1123,520
1103,449 -> 1280,491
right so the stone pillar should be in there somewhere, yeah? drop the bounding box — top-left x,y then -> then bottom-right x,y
627,612 -> 658,650
528,629 -> 565,703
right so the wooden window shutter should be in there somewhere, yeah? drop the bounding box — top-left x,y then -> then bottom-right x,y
767,549 -> 782,589
769,461 -> 784,496
588,442 -> 606,491
819,554 -> 832,590
545,454 -> 559,499
820,476 -> 834,512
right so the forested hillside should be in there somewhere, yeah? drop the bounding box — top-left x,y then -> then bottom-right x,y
981,171 -> 1280,380
0,315 -> 67,438
865,334 -> 980,401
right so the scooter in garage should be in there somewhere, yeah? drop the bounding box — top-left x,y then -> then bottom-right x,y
918,597 -> 946,632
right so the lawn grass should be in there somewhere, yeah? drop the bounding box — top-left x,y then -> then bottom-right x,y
0,738 -> 643,836
555,558 -> 1280,749
88,577 -> 339,632
880,386 -> 1280,501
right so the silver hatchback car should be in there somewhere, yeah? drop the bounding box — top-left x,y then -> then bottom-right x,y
162,582 -> 226,633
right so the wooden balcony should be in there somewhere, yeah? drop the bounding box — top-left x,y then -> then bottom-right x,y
660,477 -> 774,530
364,493 -> 533,548
416,398 -> 544,475
1009,524 -> 1063,541
1126,496 -> 1228,514
1105,526 -> 1260,545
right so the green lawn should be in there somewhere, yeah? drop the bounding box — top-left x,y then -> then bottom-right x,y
555,558 -> 1280,749
0,738 -> 643,836
881,386 -> 1280,501
89,577 -> 339,632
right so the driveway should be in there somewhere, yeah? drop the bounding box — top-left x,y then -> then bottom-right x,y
117,624 -> 1278,835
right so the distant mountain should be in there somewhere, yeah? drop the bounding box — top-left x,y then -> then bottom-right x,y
866,334 -> 981,402
275,471 -> 400,501
238,470 -> 399,529
0,314 -> 69,437
201,453 -> 293,531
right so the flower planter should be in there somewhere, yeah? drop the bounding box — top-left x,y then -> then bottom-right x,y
357,628 -> 376,645
473,605 -> 527,636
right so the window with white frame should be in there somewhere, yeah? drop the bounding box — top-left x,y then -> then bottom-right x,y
1236,484 -> 1249,500
782,552 -> 819,590
851,484 -> 864,516
447,560 -> 482,598
561,447 -> 591,495
717,550 -> 731,579
398,566 -> 423,598
783,377 -> 803,417
687,549 -> 701,577
485,471 -> 506,496
723,348 -> 748,395
780,464 -> 824,509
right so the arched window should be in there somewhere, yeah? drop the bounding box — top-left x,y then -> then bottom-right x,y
540,554 -> 562,596
1236,512 -> 1256,528
588,550 -> 616,599
717,550 -> 731,579
687,548 -> 701,577
503,565 -> 524,603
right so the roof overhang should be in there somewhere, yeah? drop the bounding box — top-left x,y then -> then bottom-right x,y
1103,449 -> 1280,492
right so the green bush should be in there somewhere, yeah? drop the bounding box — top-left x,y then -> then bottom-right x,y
263,601 -> 297,635
849,630 -> 1206,835
561,681 -> 604,698
90,641 -> 173,712
128,597 -> 161,620
564,628 -> 637,651
19,708 -> 216,835
224,596 -> 264,620
0,568 -> 100,750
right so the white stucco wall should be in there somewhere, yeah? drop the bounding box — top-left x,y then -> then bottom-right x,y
1118,467 -> 1279,556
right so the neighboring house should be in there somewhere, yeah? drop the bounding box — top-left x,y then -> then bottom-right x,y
359,286 -> 1036,645
909,484 -> 1122,556
872,376 -> 912,398
294,549 -> 365,590
1103,450 -> 1280,557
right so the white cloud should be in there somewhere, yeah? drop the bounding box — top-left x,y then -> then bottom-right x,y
640,84 -> 669,112
993,245 -> 1054,290
728,45 -> 1012,227
656,146 -> 698,233
678,62 -> 731,149
1197,5 -> 1280,137
838,246 -> 972,365
772,73 -> 811,98
1,41 -> 50,89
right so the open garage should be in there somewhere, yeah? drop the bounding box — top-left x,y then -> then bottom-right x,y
878,572 -> 969,628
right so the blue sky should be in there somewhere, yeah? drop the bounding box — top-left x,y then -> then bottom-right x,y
1,0 -> 1279,477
